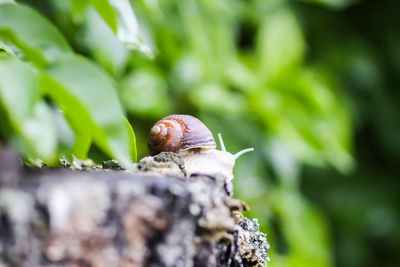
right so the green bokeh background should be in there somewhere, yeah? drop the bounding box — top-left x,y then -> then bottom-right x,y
1,0 -> 400,266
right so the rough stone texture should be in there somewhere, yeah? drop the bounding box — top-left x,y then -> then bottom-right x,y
0,152 -> 269,267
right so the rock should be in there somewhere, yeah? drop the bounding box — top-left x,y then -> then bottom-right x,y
0,153 -> 269,266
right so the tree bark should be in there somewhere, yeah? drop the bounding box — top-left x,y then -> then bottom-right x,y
0,151 -> 269,267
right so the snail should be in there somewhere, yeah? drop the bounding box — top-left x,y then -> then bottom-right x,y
148,115 -> 253,181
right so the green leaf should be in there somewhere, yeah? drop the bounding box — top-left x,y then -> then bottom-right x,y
124,117 -> 137,162
271,187 -> 332,267
0,40 -> 16,57
88,0 -> 118,32
53,0 -> 151,57
120,67 -> 171,117
0,56 -> 57,162
0,0 -> 14,4
109,0 -> 153,56
42,73 -> 93,158
68,0 -> 118,32
84,7 -> 128,75
42,55 -> 136,165
256,9 -> 305,82
296,0 -> 358,9
0,3 -> 72,66
189,83 -> 246,115
249,67 -> 354,173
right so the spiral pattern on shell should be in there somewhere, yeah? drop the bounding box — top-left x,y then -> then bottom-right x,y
148,115 -> 216,156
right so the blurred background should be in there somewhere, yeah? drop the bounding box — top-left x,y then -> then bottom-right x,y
1,0 -> 400,266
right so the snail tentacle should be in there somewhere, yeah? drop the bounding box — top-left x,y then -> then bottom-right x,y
218,133 -> 226,152
234,148 -> 254,159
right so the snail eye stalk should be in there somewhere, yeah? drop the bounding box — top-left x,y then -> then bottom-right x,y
218,133 -> 254,159
218,133 -> 226,152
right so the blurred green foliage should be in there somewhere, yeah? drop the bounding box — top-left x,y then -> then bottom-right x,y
0,1 -> 136,165
1,0 -> 399,266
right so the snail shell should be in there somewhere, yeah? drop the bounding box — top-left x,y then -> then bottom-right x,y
148,115 -> 254,182
148,115 -> 216,156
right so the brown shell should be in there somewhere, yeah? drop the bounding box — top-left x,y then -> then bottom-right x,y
148,114 -> 216,156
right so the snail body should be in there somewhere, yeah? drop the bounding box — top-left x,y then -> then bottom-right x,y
179,149 -> 236,180
148,114 -> 253,181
